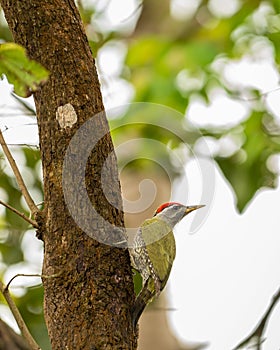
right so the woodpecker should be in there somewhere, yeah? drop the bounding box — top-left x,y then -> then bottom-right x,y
129,202 -> 204,328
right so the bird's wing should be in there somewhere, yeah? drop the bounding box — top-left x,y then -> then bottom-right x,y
142,217 -> 176,289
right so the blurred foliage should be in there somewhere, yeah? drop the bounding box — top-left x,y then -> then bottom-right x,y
97,0 -> 280,212
0,147 -> 49,349
216,111 -> 280,211
0,0 -> 280,347
0,43 -> 49,97
109,103 -> 200,178
16,286 -> 50,349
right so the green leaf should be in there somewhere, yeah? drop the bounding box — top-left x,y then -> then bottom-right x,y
217,112 -> 280,212
181,41 -> 220,68
126,37 -> 169,67
0,43 -> 49,97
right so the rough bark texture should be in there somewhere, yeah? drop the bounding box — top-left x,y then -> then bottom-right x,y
0,1 -> 137,349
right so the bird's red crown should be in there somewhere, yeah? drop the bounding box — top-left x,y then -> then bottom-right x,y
155,202 -> 182,215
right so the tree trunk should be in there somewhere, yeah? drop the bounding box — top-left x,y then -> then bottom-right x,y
0,1 -> 137,349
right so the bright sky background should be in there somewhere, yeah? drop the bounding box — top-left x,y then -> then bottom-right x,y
1,1 -> 280,349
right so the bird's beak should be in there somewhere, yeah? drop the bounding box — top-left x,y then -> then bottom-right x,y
185,205 -> 205,215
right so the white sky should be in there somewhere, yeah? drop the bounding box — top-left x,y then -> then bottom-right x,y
170,162 -> 280,350
1,0 -> 280,349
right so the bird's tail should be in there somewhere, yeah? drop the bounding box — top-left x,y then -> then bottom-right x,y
131,279 -> 155,330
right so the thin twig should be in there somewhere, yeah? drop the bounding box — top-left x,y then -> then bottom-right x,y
120,1 -> 143,23
0,280 -> 41,350
0,199 -> 38,228
0,128 -> 39,216
233,287 -> 280,350
5,273 -> 42,291
5,271 -> 64,291
231,86 -> 280,103
11,92 -> 36,115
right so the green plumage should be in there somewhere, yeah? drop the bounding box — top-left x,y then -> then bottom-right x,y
142,217 -> 176,289
129,217 -> 176,328
129,202 -> 204,329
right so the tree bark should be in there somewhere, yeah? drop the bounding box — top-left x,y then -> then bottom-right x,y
0,1 -> 137,349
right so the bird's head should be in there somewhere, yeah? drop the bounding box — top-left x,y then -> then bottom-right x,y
154,202 -> 205,228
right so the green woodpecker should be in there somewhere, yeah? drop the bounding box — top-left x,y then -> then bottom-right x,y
129,202 -> 204,328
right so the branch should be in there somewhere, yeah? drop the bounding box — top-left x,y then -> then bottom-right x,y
5,271 -> 64,291
0,280 -> 41,350
11,92 -> 36,116
233,287 -> 280,350
0,319 -> 30,350
5,273 -> 42,290
0,128 -> 39,217
0,199 -> 38,228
